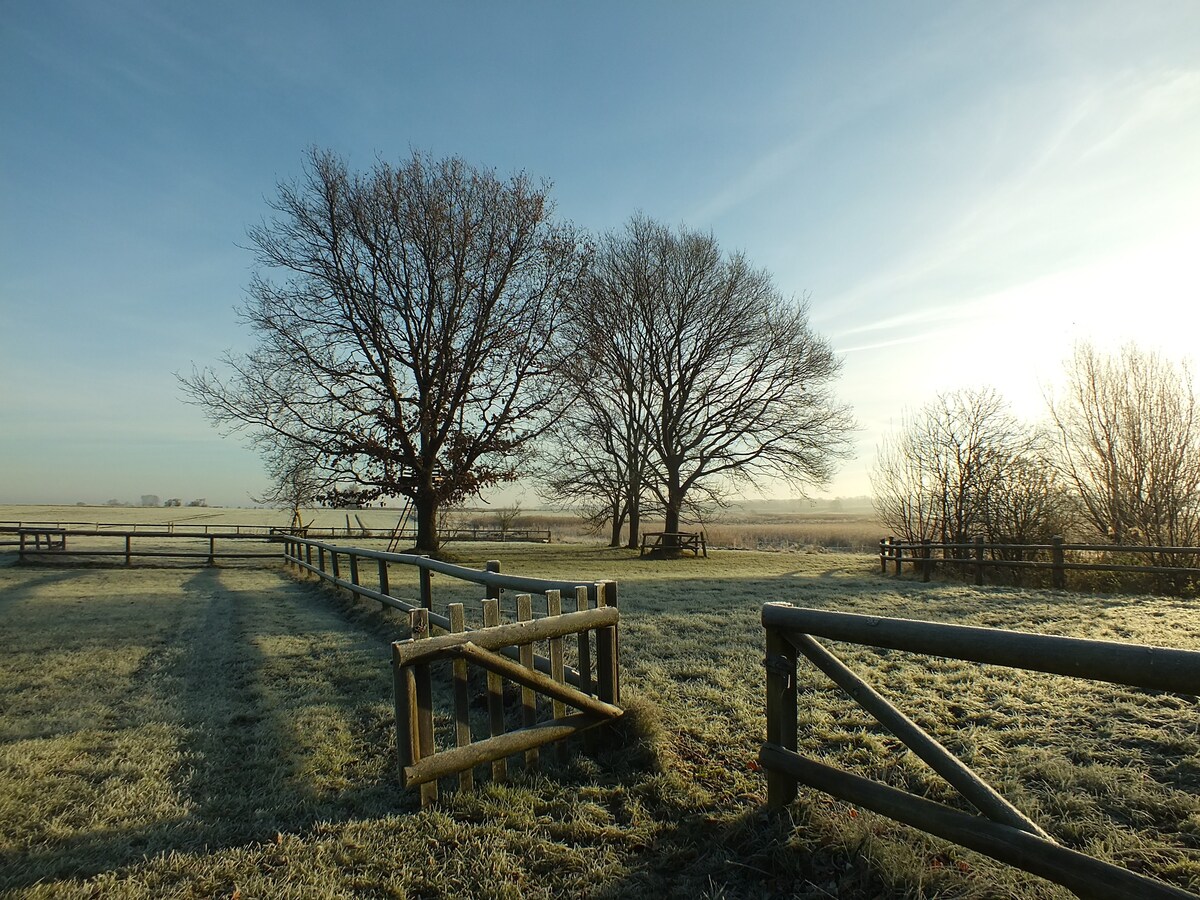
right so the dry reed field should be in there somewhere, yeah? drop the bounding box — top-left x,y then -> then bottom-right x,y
2,507 -> 1198,898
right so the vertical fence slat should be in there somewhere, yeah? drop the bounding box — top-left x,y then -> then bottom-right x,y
410,608 -> 437,806
449,603 -> 473,793
575,586 -> 592,698
594,582 -> 619,705
517,594 -> 538,772
349,554 -> 360,595
482,597 -> 507,782
547,589 -> 567,763
975,535 -> 985,586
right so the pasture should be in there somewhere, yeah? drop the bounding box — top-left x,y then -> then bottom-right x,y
2,512 -> 1199,897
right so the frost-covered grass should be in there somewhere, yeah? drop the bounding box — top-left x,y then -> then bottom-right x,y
2,543 -> 1198,898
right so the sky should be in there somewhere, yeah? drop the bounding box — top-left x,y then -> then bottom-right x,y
2,1 -> 1199,509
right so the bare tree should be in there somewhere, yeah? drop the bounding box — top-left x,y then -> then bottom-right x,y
251,440 -> 331,529
549,217 -> 852,552
181,149 -> 588,552
871,388 -> 1059,550
1047,343 -> 1200,547
541,223 -> 658,547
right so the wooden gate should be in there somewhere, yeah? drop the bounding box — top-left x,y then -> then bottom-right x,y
760,602 -> 1200,900
393,585 -> 620,806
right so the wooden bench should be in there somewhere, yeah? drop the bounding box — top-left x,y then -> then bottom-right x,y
639,531 -> 707,558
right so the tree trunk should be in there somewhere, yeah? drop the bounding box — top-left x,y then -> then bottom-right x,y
662,478 -> 683,556
414,494 -> 439,554
625,499 -> 641,550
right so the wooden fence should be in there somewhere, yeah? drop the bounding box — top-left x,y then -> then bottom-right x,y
880,535 -> 1200,589
760,601 -> 1200,899
7,527 -> 280,565
279,534 -> 621,798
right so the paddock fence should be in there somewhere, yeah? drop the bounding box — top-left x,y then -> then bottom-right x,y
760,601 -> 1200,900
5,526 -> 281,565
279,534 -> 621,800
880,535 -> 1200,590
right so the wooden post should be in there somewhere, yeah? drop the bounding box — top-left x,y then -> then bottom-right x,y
420,566 -> 433,610
18,530 -> 26,562
410,608 -> 437,806
331,550 -> 340,580
485,560 -> 501,600
207,536 -> 215,566
881,538 -> 890,574
517,594 -> 538,771
594,582 -> 619,705
305,542 -> 313,566
974,535 -> 985,587
125,534 -> 132,567
894,539 -> 903,576
765,623 -> 798,808
1051,535 -> 1065,590
349,553 -> 360,596
377,559 -> 390,609
318,546 -> 325,573
548,590 -> 568,763
575,585 -> 592,698
449,603 -> 473,792
922,539 -> 932,583
482,598 -> 507,782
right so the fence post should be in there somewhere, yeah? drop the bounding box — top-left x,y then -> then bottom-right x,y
881,537 -> 891,574
1052,535 -> 1065,590
18,530 -> 26,562
974,535 -> 985,586
125,534 -> 132,567
894,540 -> 903,576
765,623 -> 798,808
331,550 -> 340,580
305,542 -> 313,567
349,553 -> 360,596
485,560 -> 501,600
922,539 -> 932,582
207,536 -> 215,566
318,546 -> 325,574
377,558 -> 390,609
420,565 -> 433,610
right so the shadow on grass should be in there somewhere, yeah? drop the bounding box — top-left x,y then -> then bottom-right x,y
0,567 -> 412,891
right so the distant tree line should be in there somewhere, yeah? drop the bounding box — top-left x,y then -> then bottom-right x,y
872,343 -> 1200,551
181,149 -> 853,553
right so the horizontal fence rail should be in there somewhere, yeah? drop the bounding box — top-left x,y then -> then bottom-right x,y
279,534 -> 617,695
880,535 -> 1200,589
9,527 -> 281,565
760,601 -> 1200,899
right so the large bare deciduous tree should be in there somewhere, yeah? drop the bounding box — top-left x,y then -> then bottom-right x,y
1047,343 -> 1200,547
548,216 -> 853,551
181,149 -> 587,552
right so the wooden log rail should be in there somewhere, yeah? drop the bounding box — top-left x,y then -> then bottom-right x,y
394,594 -> 621,805
760,601 -> 1200,899
278,534 -> 617,694
879,535 -> 1200,589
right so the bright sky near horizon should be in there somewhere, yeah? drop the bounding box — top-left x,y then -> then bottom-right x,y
2,2 -> 1199,509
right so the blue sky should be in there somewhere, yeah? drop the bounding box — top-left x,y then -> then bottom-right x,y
3,1 -> 1199,507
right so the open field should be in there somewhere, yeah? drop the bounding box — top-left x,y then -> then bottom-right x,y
2,527 -> 1199,897
0,504 -> 884,554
